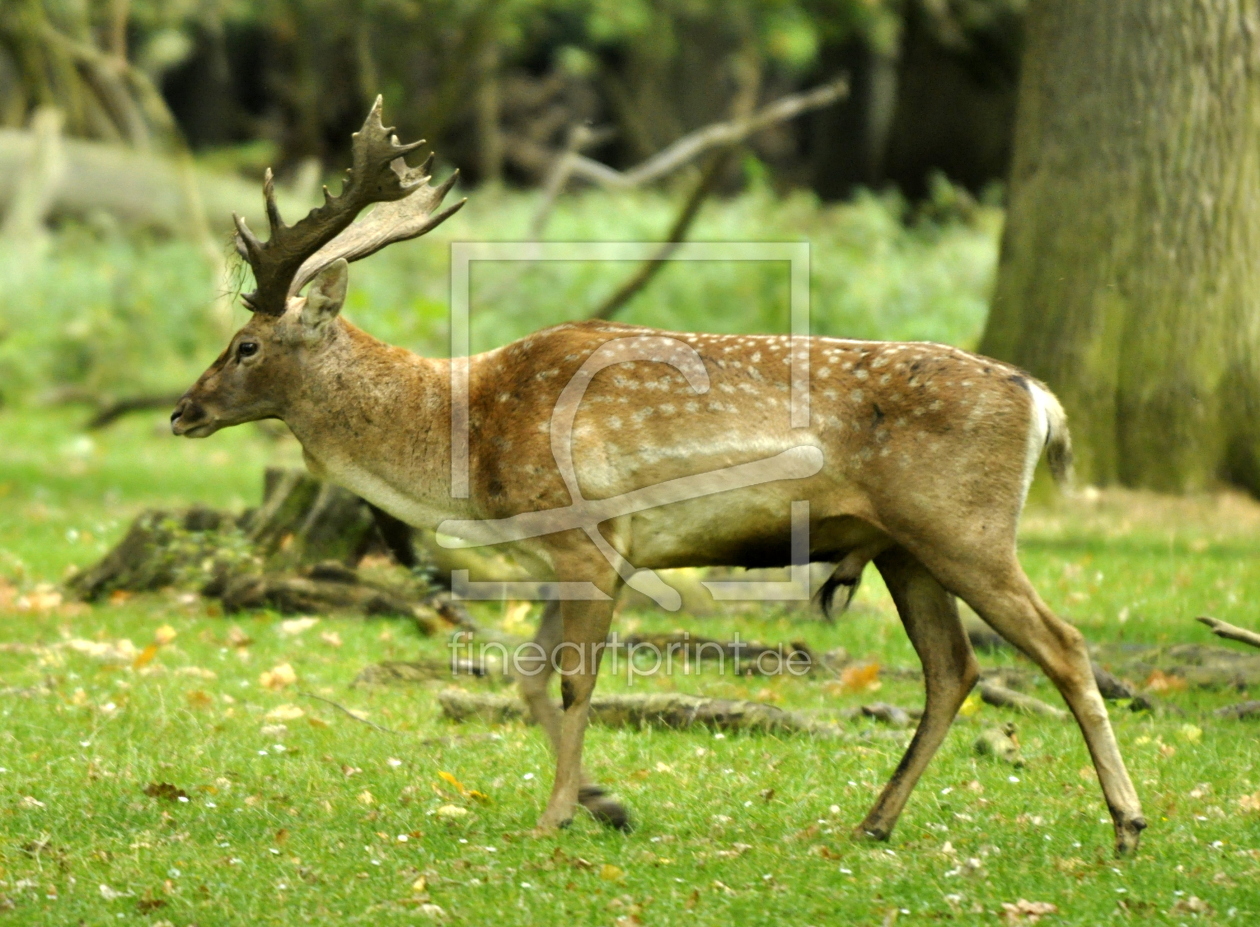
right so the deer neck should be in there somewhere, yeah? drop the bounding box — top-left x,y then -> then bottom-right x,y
280,322 -> 464,524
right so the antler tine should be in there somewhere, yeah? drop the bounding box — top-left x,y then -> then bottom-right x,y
430,167 -> 461,202
287,163 -> 464,298
232,97 -> 439,316
262,168 -> 284,234
233,213 -> 262,260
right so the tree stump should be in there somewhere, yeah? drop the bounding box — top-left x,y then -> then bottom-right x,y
247,468 -> 381,571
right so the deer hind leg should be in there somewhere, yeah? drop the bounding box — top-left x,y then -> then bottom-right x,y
515,599 -> 630,830
942,553 -> 1146,856
856,547 -> 979,841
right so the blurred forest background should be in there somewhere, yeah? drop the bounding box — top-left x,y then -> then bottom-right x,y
0,0 -> 1020,396
3,0 -> 1259,497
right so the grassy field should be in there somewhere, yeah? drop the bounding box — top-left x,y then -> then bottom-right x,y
1,408 -> 1259,926
0,187 -> 1257,924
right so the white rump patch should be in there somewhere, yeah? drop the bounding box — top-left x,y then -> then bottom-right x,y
1021,382 -> 1055,505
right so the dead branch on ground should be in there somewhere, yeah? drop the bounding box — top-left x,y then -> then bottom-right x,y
1197,615 -> 1260,650
438,688 -> 850,738
977,681 -> 1068,720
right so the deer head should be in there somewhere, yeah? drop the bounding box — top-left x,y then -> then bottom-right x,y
171,98 -> 463,438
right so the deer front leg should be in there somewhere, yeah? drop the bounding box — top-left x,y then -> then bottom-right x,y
516,600 -> 630,829
536,596 -> 617,831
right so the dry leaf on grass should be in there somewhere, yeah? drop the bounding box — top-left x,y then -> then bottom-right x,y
174,666 -> 217,680
259,663 -> 297,690
1170,896 -> 1212,916
154,624 -> 177,645
132,644 -> 159,669
838,662 -> 882,694
0,578 -> 17,610
1144,669 -> 1186,692
65,638 -> 140,663
1238,791 -> 1260,812
320,631 -> 343,648
1001,899 -> 1057,923
16,584 -> 62,613
226,626 -> 253,648
280,617 -> 319,636
265,704 -> 306,722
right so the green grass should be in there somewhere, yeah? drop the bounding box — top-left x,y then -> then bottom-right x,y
1,410 -> 1260,925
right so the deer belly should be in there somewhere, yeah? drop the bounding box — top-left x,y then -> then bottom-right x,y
623,486 -> 803,569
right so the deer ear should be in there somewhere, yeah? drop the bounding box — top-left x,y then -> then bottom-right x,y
301,259 -> 349,329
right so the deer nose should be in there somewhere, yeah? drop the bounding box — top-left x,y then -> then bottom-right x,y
170,398 -> 194,434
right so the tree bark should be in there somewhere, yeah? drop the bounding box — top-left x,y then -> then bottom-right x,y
980,1 -> 1260,493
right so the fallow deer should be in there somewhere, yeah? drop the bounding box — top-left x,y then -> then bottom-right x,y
172,100 -> 1146,855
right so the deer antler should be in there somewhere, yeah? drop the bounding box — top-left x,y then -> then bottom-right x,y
233,96 -> 464,316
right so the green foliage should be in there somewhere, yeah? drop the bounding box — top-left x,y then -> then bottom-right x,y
0,184 -> 999,402
0,225 -> 225,401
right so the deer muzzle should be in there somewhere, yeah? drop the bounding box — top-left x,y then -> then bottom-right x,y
170,396 -> 215,438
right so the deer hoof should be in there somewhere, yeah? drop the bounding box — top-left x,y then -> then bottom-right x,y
852,822 -> 890,843
1114,816 -> 1147,857
579,785 -> 632,832
534,816 -> 573,833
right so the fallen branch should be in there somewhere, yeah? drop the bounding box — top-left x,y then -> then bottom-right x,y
1091,641 -> 1260,691
613,632 -> 822,676
437,688 -> 847,738
529,124 -> 614,237
861,702 -> 913,728
297,689 -> 402,735
589,148 -> 734,321
978,681 -> 1068,720
1197,616 -> 1260,650
0,128 -> 311,236
1215,700 -> 1260,720
589,63 -> 764,321
1091,663 -> 1155,712
565,77 -> 848,190
353,656 -> 509,688
220,570 -> 436,629
85,392 -> 185,430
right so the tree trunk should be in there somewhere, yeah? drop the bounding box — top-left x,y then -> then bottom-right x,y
980,1 -> 1260,493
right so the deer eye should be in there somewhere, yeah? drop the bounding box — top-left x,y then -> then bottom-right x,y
237,342 -> 259,359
